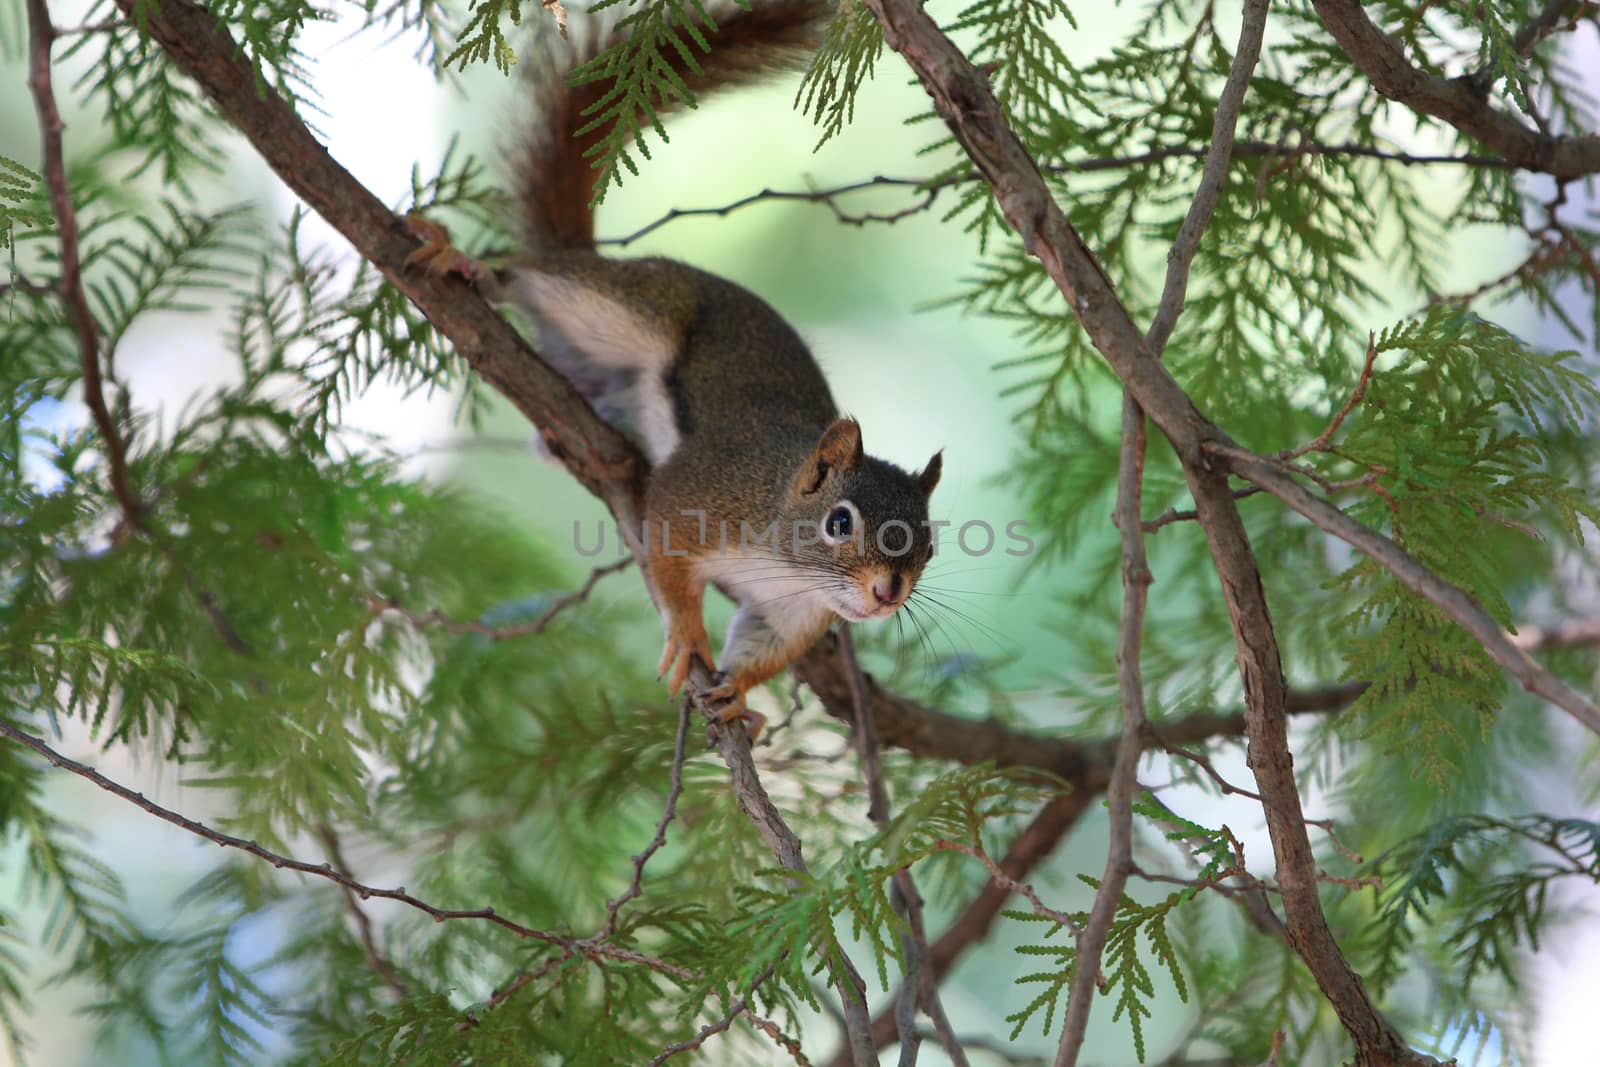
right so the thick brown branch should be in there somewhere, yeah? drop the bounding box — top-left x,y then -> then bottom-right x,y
108,0 -> 646,512
795,637 -> 1114,787
1312,0 -> 1600,178
1511,616 -> 1600,650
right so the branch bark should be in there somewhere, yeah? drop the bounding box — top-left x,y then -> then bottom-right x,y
844,790 -> 1095,1063
106,0 -> 646,513
1311,0 -> 1600,179
840,627 -> 971,1067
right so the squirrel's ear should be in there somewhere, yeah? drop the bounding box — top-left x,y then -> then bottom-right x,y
816,418 -> 864,469
919,450 -> 943,496
803,418 -> 863,494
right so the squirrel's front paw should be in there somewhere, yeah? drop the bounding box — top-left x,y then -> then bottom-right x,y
401,213 -> 489,283
657,623 -> 714,697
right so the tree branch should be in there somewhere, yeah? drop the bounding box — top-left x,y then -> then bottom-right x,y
107,0 -> 647,513
796,636 -> 1115,787
932,840 -> 1080,932
850,790 -> 1095,1060
0,717 -> 693,981
1055,391 -> 1155,1067
601,698 -> 691,939
854,0 -> 1439,1061
599,143 -> 1515,249
27,0 -> 141,524
706,706 -> 879,1064
96,2 -> 1593,1062
367,558 -> 633,642
1311,0 -> 1600,179
1223,452 -> 1600,735
106,4 -> 880,1048
840,627 -> 971,1067
1146,0 -> 1272,355
316,823 -> 412,999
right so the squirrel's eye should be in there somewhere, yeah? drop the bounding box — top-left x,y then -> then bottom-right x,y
825,506 -> 853,539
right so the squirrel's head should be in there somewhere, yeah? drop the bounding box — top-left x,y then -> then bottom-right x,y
784,418 -> 942,623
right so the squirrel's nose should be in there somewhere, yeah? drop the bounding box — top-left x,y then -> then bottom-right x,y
871,573 -> 905,606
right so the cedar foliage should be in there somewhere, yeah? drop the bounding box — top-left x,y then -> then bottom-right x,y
3,0 -> 1600,1064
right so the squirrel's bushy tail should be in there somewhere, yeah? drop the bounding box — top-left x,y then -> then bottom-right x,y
516,0 -> 831,250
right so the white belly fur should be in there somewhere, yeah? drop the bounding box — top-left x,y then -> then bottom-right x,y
694,550 -> 837,644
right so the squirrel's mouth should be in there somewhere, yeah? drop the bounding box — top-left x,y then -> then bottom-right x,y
835,598 -> 906,623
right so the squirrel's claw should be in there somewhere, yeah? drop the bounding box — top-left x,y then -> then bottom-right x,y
658,625 -> 713,697
401,213 -> 489,283
707,687 -> 766,743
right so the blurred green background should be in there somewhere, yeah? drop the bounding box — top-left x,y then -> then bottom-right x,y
3,1 -> 1594,1064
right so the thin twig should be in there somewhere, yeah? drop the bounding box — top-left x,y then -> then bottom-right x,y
469,700 -> 691,1030
316,823 -> 412,999
471,953 -> 566,1021
28,0 -> 259,660
840,627 -> 971,1067
370,557 -> 633,641
645,983 -> 812,1066
1143,486 -> 1264,533
1055,390 -> 1155,1067
0,718 -> 693,981
598,142 -> 1516,248
933,841 -> 1079,932
27,0 -> 141,524
55,16 -> 122,35
1137,792 -> 1289,946
600,698 -> 690,939
1280,333 -> 1378,461
647,998 -> 745,1067
1147,726 -> 1359,860
0,273 -> 57,297
745,1010 -> 813,1066
847,791 -> 1094,1062
760,679 -> 807,747
1146,0 -> 1272,355
1227,456 -> 1600,736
